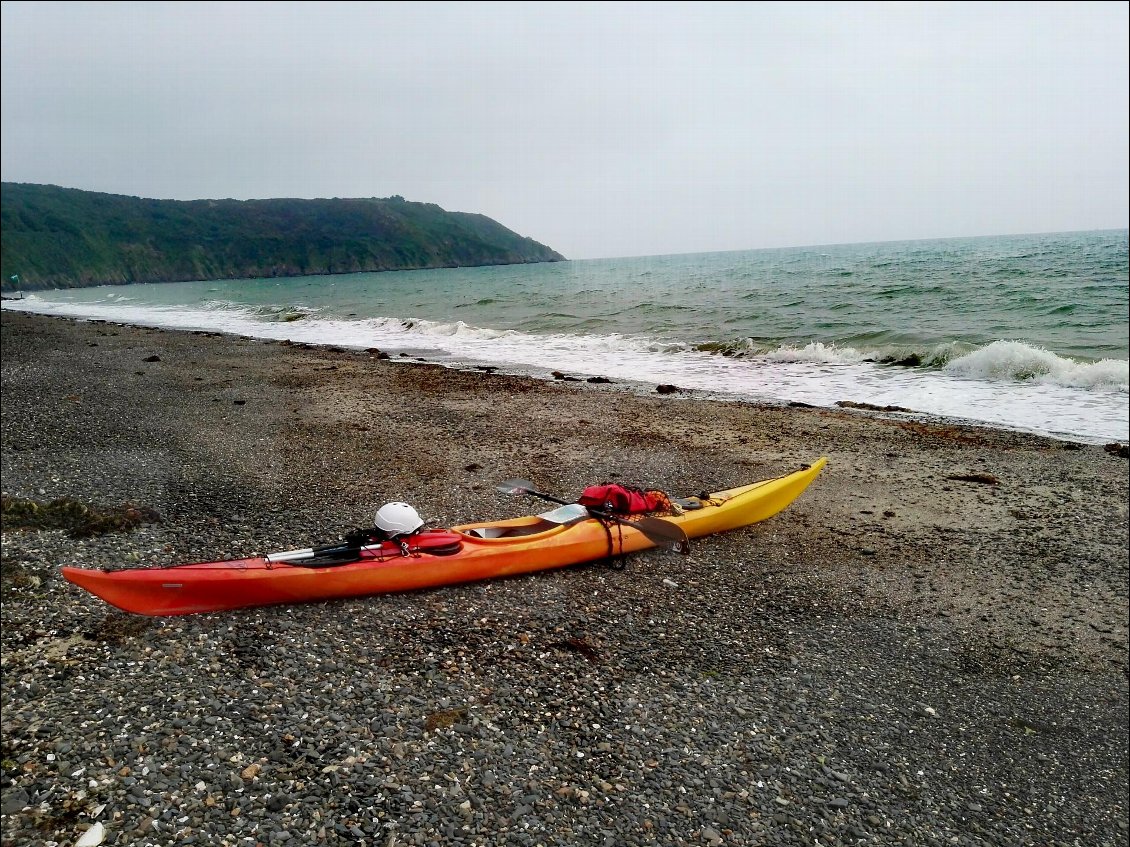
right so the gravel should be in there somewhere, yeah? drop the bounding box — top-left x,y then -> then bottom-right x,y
2,311 -> 1127,847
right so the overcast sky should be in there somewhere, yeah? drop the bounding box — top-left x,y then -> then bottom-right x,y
2,1 -> 1127,259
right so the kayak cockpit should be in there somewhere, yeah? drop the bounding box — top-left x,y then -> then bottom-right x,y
456,503 -> 590,540
459,520 -> 567,539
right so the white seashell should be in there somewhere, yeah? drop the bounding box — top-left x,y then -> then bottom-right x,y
75,821 -> 106,847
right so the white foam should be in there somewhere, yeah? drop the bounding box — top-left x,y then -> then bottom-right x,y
944,340 -> 1129,390
4,296 -> 1127,443
763,341 -> 868,364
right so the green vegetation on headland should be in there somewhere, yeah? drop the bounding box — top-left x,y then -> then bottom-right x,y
0,182 -> 566,291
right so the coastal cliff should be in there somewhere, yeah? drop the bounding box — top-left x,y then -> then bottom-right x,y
0,183 -> 565,290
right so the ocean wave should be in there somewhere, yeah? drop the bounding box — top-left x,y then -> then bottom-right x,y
696,337 -> 964,368
400,317 -> 517,341
943,340 -> 1129,390
691,336 -> 1127,391
197,299 -> 318,323
763,341 -> 869,365
7,292 -> 1125,396
363,315 -> 688,355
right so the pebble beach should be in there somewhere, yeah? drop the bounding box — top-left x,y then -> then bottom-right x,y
1,310 -> 1127,847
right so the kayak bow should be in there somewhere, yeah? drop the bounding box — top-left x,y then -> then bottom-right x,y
62,458 -> 827,616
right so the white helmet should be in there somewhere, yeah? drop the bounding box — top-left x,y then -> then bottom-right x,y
374,502 -> 424,536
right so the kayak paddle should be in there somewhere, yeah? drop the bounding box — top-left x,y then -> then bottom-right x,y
497,479 -> 690,553
266,542 -> 368,565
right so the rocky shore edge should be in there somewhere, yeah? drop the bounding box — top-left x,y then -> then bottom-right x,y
2,311 -> 1127,847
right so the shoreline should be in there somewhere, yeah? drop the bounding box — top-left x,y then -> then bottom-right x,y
3,300 -> 1127,449
2,310 -> 1127,846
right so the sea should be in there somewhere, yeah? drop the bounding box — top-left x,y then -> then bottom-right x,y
3,229 -> 1128,445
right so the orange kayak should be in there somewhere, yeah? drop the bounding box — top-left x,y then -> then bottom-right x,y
62,458 -> 826,616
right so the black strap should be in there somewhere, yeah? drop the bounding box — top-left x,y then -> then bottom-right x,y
594,514 -> 628,571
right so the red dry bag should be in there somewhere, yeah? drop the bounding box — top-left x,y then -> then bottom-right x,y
577,484 -> 669,515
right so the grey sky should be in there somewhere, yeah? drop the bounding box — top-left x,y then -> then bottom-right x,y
2,1 -> 1127,259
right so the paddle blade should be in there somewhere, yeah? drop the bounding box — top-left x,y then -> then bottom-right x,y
634,516 -> 691,554
496,479 -> 536,495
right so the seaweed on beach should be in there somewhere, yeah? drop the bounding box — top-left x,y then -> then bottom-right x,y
85,611 -> 153,644
0,495 -> 161,538
425,707 -> 469,732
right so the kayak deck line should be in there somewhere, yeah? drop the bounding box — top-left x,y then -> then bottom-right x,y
61,458 -> 828,616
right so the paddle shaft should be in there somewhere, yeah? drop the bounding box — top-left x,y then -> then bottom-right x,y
266,541 -> 380,564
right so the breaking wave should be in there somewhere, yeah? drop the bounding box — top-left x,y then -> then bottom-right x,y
5,292 -> 1126,394
696,335 -> 1126,391
942,340 -> 1128,390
